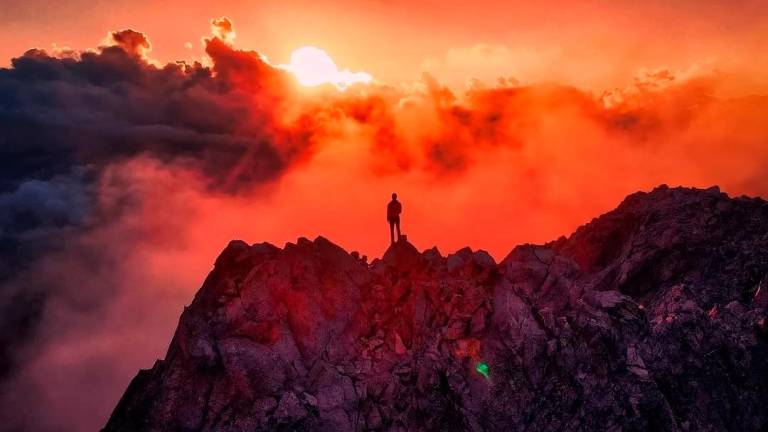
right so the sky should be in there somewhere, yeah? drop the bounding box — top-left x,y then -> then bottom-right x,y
0,1 -> 767,430
2,0 -> 768,91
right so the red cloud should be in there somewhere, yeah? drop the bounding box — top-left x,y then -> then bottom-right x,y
106,29 -> 152,58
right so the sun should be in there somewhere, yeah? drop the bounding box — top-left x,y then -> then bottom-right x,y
287,46 -> 372,90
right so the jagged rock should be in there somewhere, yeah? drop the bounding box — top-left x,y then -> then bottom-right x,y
444,320 -> 467,340
588,289 -> 631,309
394,332 -> 407,354
626,346 -> 649,379
366,405 -> 383,429
274,391 -> 307,421
754,274 -> 768,308
105,187 -> 768,431
253,396 -> 277,416
300,391 -> 315,405
470,307 -> 486,334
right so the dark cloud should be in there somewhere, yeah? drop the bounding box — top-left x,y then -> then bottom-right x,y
0,19 -> 322,426
0,24 -> 313,196
0,174 -> 92,237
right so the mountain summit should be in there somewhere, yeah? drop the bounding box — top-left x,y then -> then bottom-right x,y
105,185 -> 768,431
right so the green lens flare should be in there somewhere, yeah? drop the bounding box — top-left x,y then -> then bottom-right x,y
476,362 -> 490,379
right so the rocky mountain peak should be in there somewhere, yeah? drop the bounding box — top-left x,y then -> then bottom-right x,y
105,186 -> 768,431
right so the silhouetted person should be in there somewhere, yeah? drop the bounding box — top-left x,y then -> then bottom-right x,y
387,193 -> 402,244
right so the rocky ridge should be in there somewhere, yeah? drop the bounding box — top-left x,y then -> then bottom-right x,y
105,185 -> 768,431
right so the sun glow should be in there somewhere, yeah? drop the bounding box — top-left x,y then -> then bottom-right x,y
286,46 -> 372,90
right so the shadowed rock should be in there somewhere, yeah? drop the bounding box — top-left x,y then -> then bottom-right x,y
104,186 -> 768,431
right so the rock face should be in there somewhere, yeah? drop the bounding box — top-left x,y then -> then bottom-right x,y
105,186 -> 768,431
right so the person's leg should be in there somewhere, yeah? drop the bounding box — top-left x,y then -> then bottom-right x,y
389,221 -> 395,244
395,220 -> 401,241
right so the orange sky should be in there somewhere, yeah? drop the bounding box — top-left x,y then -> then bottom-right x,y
2,0 -> 767,92
2,0 -> 768,260
2,2 -> 767,260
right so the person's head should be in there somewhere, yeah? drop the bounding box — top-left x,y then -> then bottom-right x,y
391,193 -> 397,200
